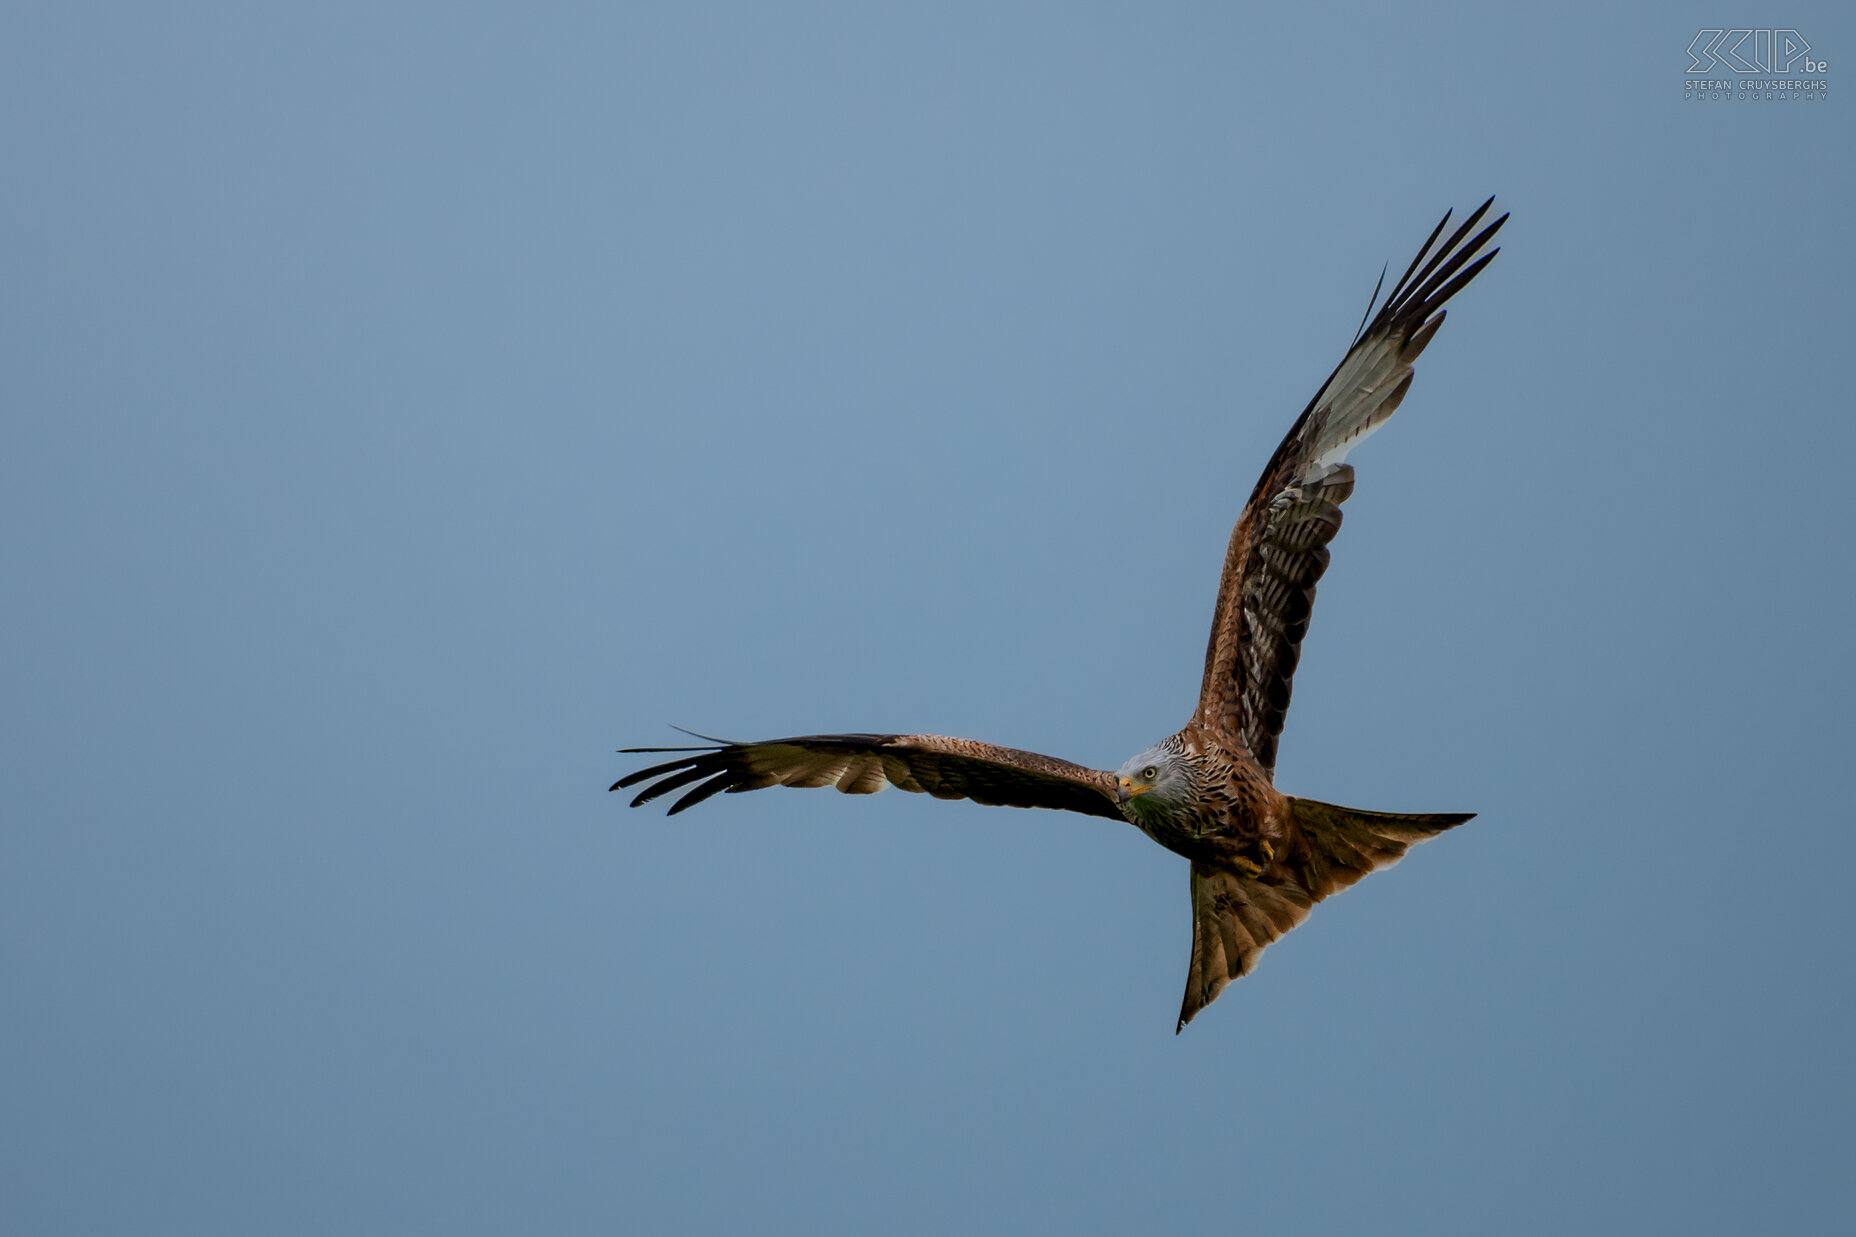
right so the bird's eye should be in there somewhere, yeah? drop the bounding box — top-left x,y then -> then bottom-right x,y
1142,766 -> 1157,781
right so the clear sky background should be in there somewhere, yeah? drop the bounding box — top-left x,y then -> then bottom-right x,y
3,3 -> 1850,1233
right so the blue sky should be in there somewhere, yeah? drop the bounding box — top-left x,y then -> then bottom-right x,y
2,3 -> 1851,1233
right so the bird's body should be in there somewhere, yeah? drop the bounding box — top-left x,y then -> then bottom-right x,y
617,201 -> 1506,1031
1120,727 -> 1280,863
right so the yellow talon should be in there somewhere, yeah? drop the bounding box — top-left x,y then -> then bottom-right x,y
1260,840 -> 1275,864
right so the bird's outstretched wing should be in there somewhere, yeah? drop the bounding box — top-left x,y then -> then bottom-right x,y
1177,798 -> 1474,1031
1196,200 -> 1507,777
614,732 -> 1123,820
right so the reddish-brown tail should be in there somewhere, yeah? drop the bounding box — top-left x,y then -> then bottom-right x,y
1176,799 -> 1474,1031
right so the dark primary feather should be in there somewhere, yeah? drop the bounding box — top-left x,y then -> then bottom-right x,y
1350,262 -> 1387,347
613,733 -> 1123,820
1197,200 -> 1505,776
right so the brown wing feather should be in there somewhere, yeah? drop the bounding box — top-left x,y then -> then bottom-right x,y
613,733 -> 1123,820
1176,798 -> 1475,1031
1196,201 -> 1506,776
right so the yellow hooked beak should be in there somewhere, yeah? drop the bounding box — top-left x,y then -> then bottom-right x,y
1117,777 -> 1149,804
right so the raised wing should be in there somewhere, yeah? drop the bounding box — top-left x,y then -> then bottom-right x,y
1197,200 -> 1506,777
613,732 -> 1123,820
1176,798 -> 1475,1031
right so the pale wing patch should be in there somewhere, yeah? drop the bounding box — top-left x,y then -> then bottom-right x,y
1305,338 -> 1417,478
835,755 -> 889,794
750,746 -> 846,789
879,754 -> 927,794
733,746 -> 892,795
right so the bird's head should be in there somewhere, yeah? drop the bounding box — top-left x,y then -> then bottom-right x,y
1115,745 -> 1193,823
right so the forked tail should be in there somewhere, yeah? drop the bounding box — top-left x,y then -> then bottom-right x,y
1176,797 -> 1474,1031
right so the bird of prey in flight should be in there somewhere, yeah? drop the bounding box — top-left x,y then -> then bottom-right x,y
616,200 -> 1505,1032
